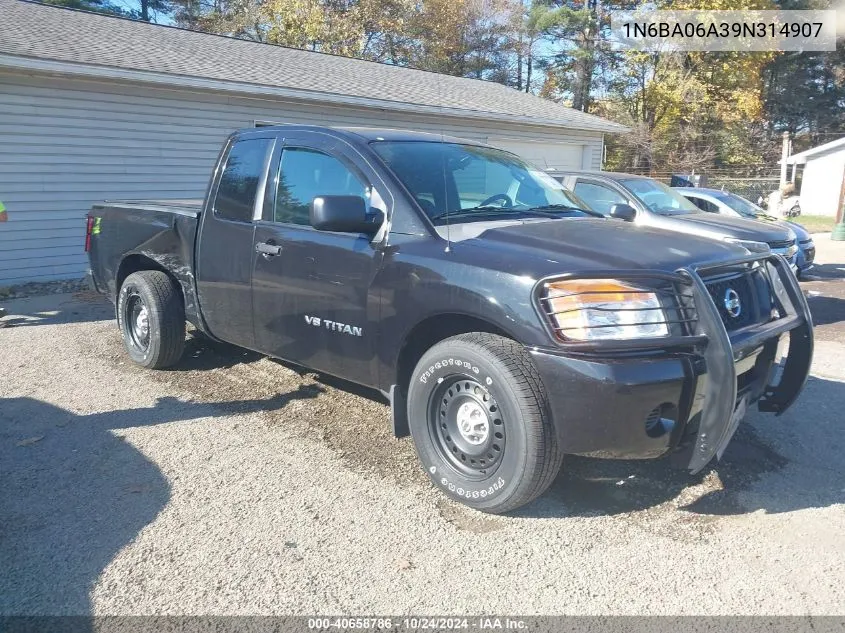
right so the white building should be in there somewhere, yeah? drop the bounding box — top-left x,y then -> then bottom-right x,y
0,0 -> 625,286
786,137 -> 845,218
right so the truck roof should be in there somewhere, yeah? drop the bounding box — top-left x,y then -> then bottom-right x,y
241,125 -> 487,147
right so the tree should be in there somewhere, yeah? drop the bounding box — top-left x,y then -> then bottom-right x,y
507,0 -> 555,92
593,0 -> 793,174
400,0 -> 515,77
597,51 -> 710,171
762,46 -> 845,146
43,0 -> 175,21
171,0 -> 269,39
761,0 -> 845,144
537,0 -> 640,112
40,0 -> 134,16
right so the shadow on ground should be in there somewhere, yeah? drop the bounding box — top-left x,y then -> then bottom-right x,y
802,261 -> 845,281
521,372 -> 845,518
0,388 -> 323,617
171,334 -> 845,522
171,331 -> 388,404
805,294 -> 845,328
0,292 -> 112,329
166,332 -> 264,372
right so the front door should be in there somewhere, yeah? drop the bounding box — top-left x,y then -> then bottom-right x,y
251,133 -> 387,385
572,178 -> 631,217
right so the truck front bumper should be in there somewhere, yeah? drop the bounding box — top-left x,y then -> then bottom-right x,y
529,254 -> 813,471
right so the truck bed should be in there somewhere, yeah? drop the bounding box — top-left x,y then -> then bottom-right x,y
87,198 -> 203,325
100,199 -> 203,217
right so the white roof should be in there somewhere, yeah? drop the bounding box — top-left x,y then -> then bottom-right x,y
785,137 -> 845,165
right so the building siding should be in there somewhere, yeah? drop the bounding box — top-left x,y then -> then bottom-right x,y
798,150 -> 845,218
0,70 -> 605,285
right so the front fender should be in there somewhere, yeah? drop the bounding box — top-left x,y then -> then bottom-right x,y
374,258 -> 551,392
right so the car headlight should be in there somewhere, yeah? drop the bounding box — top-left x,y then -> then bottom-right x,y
542,279 -> 670,341
723,237 -> 771,253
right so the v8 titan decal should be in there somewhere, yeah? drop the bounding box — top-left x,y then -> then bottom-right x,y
304,315 -> 363,337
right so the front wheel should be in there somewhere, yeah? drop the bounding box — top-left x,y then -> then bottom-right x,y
407,333 -> 562,514
117,270 -> 185,369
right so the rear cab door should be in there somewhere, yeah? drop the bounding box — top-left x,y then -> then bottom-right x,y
195,131 -> 277,349
251,130 -> 391,386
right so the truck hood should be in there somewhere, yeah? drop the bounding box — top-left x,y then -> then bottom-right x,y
717,211 -> 809,241
663,212 -> 793,243
469,218 -> 748,272
753,215 -> 810,241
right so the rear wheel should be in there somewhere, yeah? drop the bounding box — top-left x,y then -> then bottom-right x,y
117,270 -> 185,369
407,333 -> 562,514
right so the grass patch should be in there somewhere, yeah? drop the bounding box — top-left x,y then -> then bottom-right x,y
795,215 -> 837,234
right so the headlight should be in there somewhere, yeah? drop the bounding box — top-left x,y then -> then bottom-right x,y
543,279 -> 670,341
724,238 -> 770,253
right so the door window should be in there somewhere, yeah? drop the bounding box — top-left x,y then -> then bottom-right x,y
694,197 -> 720,213
272,147 -> 368,225
214,138 -> 272,222
573,181 -> 627,215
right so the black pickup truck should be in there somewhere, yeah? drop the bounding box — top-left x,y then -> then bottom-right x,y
86,126 -> 813,513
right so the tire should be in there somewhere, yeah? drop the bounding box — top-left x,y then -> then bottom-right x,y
117,270 -> 185,369
407,332 -> 562,514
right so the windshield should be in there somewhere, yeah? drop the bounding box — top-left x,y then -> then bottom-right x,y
711,191 -> 766,218
621,178 -> 701,215
371,141 -> 596,223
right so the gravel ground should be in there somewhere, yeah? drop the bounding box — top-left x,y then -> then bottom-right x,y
1,240 -> 845,616
0,277 -> 86,300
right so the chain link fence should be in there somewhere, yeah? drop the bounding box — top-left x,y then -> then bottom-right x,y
703,177 -> 782,205
635,172 -> 782,206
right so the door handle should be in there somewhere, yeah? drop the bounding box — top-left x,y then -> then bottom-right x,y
256,241 -> 282,256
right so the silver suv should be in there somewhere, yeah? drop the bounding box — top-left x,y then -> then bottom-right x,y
551,171 -> 799,269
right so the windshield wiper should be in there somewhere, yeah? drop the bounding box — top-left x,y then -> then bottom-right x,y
429,204 -> 602,223
524,204 -> 604,218
428,205 -> 516,221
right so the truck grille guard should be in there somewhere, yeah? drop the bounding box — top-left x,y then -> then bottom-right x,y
684,253 -> 813,472
534,252 -> 814,473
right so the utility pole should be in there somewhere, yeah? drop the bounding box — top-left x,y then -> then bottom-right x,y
779,131 -> 790,188
832,163 -> 845,241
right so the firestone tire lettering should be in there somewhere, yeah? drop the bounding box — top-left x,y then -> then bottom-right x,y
407,333 -> 562,514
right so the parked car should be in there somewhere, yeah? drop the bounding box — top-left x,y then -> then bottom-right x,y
677,187 -> 815,277
86,127 -> 812,513
549,171 -> 800,270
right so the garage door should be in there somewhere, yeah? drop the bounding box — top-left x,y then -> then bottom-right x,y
487,138 -> 586,170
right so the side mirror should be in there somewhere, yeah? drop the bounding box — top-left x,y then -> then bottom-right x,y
310,195 -> 383,235
609,203 -> 636,222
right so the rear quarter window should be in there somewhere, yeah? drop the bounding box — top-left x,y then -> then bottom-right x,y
214,138 -> 272,222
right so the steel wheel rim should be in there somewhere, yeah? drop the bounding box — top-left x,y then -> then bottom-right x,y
428,375 -> 505,478
126,292 -> 150,351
